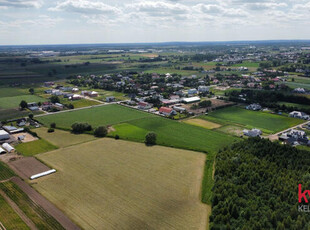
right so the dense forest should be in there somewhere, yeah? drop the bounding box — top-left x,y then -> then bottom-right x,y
210,138 -> 310,230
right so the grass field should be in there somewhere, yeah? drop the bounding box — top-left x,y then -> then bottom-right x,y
0,95 -> 45,109
110,117 -> 237,153
0,181 -> 64,230
0,194 -> 30,230
183,118 -> 221,129
15,139 -> 58,156
278,102 -> 310,110
0,87 -> 29,97
35,127 -> 96,148
203,106 -> 304,133
36,104 -> 154,129
0,161 -> 15,181
34,139 -> 208,230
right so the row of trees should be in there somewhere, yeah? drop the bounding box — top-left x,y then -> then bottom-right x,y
210,138 -> 310,230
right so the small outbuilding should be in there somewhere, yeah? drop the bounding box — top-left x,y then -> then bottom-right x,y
2,143 -> 14,153
0,147 -> 6,154
0,130 -> 10,140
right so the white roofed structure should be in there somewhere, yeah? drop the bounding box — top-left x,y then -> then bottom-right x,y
2,143 -> 14,153
0,130 -> 10,140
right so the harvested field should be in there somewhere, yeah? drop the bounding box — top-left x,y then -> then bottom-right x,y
34,139 -> 208,230
183,118 -> 221,129
34,127 -> 96,148
8,157 -> 50,180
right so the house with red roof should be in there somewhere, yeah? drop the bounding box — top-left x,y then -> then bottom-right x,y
159,107 -> 177,116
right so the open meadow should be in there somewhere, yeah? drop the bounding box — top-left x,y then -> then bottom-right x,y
36,104 -> 153,129
0,95 -> 45,109
35,127 -> 96,148
34,138 -> 208,230
202,106 -> 304,133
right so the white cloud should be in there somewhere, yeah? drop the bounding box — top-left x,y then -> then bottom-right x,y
0,0 -> 42,8
49,0 -> 121,15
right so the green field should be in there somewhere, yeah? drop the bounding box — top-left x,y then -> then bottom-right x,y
34,139 -> 208,230
0,181 -> 64,230
59,98 -> 101,108
0,162 -> 15,181
110,117 -> 236,153
0,194 -> 30,230
278,102 -> 310,110
35,127 -> 96,148
0,95 -> 45,109
15,139 -> 58,156
0,87 -> 29,97
36,105 -> 154,129
203,106 -> 304,133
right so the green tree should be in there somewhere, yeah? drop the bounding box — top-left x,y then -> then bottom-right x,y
94,126 -> 108,137
145,132 -> 157,145
28,114 -> 34,119
29,88 -> 34,95
50,95 -> 60,104
20,100 -> 27,110
50,123 -> 56,128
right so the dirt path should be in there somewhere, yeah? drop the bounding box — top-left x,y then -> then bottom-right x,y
0,221 -> 7,230
11,177 -> 81,230
0,189 -> 38,230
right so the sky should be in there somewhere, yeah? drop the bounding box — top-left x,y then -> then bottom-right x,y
0,0 -> 310,45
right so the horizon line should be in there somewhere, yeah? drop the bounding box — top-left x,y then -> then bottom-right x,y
1,39 -> 310,47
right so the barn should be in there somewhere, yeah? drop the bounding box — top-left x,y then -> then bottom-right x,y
0,130 -> 10,140
2,143 -> 14,153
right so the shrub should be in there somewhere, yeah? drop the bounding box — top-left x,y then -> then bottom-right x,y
48,128 -> 54,133
71,122 -> 92,133
115,135 -> 120,140
145,132 -> 157,145
50,123 -> 56,128
94,126 -> 108,137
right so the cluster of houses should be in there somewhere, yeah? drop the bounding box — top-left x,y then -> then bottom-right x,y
279,129 -> 310,146
246,103 -> 262,111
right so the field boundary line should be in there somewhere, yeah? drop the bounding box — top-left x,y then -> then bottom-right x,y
11,177 -> 81,230
0,189 -> 38,230
0,221 -> 6,230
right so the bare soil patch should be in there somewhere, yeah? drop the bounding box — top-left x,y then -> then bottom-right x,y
12,132 -> 38,143
8,157 -> 50,180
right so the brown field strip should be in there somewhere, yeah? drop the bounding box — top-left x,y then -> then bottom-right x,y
184,118 -> 222,129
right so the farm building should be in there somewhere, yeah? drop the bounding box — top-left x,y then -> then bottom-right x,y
3,126 -> 24,134
182,97 -> 201,104
0,130 -> 10,140
0,147 -> 6,154
159,107 -> 177,116
2,143 -> 14,152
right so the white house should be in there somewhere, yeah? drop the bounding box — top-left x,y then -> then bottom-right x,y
243,128 -> 262,137
198,86 -> 209,93
246,104 -> 262,111
289,111 -> 310,120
